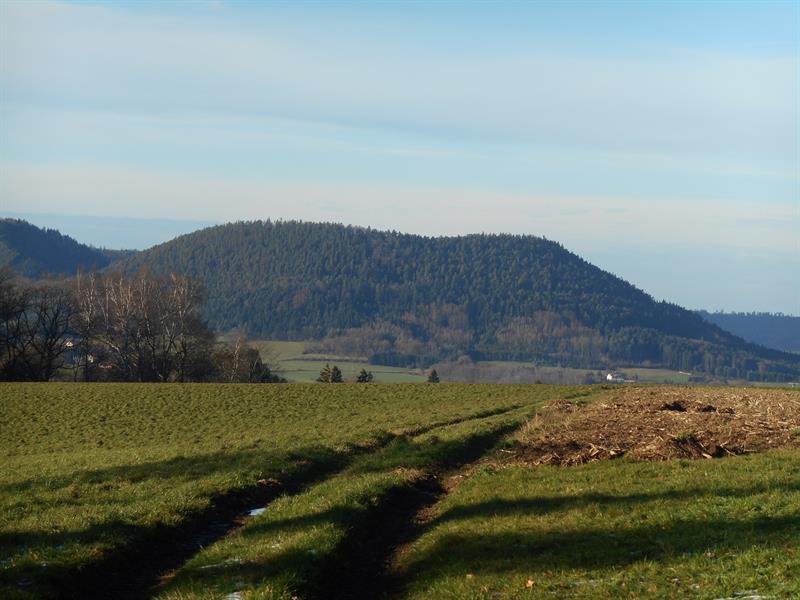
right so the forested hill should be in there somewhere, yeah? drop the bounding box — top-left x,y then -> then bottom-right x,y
0,219 -> 132,278
698,311 -> 800,354
112,220 -> 799,381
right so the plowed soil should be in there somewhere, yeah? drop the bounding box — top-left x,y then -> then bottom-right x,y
508,386 -> 800,466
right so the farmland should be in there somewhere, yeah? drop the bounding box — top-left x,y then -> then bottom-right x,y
256,339 -> 800,387
253,340 -> 702,384
252,340 -> 425,383
1,383 -> 798,599
0,382 -> 556,598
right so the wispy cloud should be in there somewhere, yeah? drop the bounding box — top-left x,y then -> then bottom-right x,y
1,1 -> 795,156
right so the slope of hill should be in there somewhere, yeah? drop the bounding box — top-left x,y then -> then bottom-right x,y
113,220 -> 799,381
698,311 -> 800,354
0,218 -> 132,278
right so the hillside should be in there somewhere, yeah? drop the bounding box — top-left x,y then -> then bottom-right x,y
113,220 -> 799,381
0,219 -> 132,278
698,311 -> 800,354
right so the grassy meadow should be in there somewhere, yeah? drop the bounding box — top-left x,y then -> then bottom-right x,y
254,339 -> 701,384
0,382 -> 560,599
1,382 -> 798,599
397,451 -> 800,599
252,340 -> 425,383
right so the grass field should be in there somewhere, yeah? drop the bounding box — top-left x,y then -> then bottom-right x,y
621,367 -> 692,384
0,382 -> 561,599
251,340 -> 307,362
277,359 -> 424,383
243,340 -> 800,387
250,340 -> 424,382
155,403 -> 533,599
396,451 -> 800,599
2,383 -> 798,599
479,363 -> 693,384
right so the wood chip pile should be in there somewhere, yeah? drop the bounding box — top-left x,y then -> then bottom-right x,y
510,387 -> 800,466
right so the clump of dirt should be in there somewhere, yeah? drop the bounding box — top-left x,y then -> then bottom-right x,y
508,387 -> 800,466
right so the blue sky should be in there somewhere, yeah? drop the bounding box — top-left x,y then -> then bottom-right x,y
0,1 -> 797,313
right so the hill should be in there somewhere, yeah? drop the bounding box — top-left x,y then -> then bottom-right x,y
113,220 -> 799,381
698,311 -> 800,354
0,218 -> 132,278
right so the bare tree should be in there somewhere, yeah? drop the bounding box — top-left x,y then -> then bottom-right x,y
0,271 -> 72,381
73,270 -> 215,381
26,282 -> 73,380
0,267 -> 31,380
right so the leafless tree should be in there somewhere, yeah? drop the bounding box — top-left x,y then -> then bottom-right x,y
0,270 -> 72,381
73,270 -> 215,381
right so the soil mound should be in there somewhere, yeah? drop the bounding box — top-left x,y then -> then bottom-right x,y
510,387 -> 800,466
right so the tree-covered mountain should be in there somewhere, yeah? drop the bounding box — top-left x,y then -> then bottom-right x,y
112,220 -> 799,381
0,219 -> 133,278
697,311 -> 800,354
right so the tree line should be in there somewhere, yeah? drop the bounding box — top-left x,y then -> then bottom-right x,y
0,267 -> 283,383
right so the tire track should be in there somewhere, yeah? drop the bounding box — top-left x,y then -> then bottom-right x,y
307,422 -> 522,600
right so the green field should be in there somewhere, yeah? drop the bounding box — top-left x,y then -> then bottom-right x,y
249,340 -> 424,382
621,367 -> 692,384
277,359 -> 424,383
0,382 -> 558,599
2,383 -> 798,599
250,340 -> 308,362
252,340 -> 699,384
397,452 -> 800,599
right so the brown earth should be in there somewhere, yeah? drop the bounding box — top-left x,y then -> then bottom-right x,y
506,386 -> 800,466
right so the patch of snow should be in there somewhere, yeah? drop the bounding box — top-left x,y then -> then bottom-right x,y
199,558 -> 242,570
247,507 -> 266,517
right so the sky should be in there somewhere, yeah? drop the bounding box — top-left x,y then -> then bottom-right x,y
0,0 -> 797,314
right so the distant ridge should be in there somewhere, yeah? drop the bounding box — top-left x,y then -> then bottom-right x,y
698,311 -> 800,354
0,218 -> 133,278
112,220 -> 800,381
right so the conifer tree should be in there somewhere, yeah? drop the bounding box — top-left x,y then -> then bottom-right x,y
317,363 -> 344,383
427,368 -> 440,383
316,363 -> 333,383
356,368 -> 374,383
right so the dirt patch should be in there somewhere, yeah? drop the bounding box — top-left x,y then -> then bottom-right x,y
507,387 -> 800,466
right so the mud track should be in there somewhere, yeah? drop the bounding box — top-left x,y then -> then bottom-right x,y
307,423 -> 521,600
57,404 -> 527,600
56,455 -> 351,600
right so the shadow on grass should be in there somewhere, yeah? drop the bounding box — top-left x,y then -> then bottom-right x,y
0,404 -> 527,496
236,424 -> 525,541
308,423 -> 523,600
0,441 -> 376,600
427,479 -> 800,529
399,513 -> 800,580
398,404 -> 526,438
155,423 -> 523,600
1,403 -> 535,600
1,443 -> 359,495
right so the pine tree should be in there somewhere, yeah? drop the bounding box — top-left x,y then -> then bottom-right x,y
427,368 -> 440,383
331,365 -> 344,383
356,368 -> 374,383
317,363 -> 333,383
